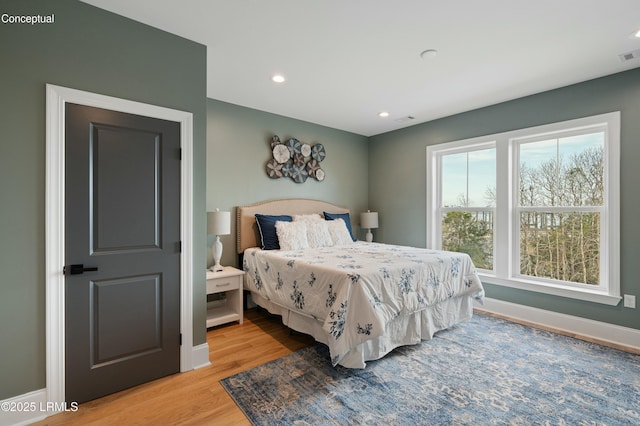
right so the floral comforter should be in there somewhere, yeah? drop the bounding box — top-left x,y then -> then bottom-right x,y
243,242 -> 485,366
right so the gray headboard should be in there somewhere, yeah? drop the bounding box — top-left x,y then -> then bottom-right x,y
236,198 -> 350,253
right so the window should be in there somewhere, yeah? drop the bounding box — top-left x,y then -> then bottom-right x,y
426,112 -> 620,305
439,144 -> 496,271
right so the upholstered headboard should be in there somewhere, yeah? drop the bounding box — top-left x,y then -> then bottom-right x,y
236,198 -> 350,253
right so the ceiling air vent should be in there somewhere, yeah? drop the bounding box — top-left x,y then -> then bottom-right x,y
394,115 -> 415,123
618,48 -> 640,62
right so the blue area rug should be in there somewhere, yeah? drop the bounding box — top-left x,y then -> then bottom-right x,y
220,314 -> 640,425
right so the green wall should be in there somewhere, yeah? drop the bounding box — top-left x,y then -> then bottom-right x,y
368,68 -> 640,330
206,99 -> 370,268
0,0 -> 207,400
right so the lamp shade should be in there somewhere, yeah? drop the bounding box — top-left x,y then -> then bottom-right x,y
360,210 -> 379,229
207,209 -> 231,235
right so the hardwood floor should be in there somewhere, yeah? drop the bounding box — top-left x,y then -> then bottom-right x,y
31,309 -> 314,426
30,307 -> 639,425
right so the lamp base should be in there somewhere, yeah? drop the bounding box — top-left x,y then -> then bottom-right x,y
365,229 -> 373,243
209,264 -> 224,272
212,236 -> 224,272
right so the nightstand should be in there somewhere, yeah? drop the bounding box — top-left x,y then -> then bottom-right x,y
206,266 -> 245,327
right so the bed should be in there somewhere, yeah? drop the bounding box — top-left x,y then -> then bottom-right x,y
237,198 -> 485,368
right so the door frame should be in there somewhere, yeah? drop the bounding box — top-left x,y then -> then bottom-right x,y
45,84 -> 196,405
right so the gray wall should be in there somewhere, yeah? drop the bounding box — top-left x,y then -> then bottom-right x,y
0,0 -> 207,400
369,68 -> 640,330
206,99 -> 370,268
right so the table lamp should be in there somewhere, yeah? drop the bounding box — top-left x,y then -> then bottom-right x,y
208,208 -> 231,272
360,210 -> 379,242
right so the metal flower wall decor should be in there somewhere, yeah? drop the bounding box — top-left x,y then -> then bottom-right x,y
265,135 -> 326,183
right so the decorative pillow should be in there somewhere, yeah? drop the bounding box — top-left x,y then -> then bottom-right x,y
323,211 -> 355,241
326,219 -> 354,246
305,221 -> 334,248
293,213 -> 332,248
255,214 -> 292,250
275,221 -> 309,251
293,213 -> 323,222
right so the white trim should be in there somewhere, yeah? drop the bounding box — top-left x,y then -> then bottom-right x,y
191,343 -> 212,370
0,389 -> 48,426
45,86 -> 66,409
45,84 -> 203,412
178,109 -> 196,373
479,274 -> 621,306
475,297 -> 640,351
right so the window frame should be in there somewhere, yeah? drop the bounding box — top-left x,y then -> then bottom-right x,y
426,112 -> 620,306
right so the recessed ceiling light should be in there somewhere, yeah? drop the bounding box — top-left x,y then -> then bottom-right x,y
378,112 -> 389,118
635,29 -> 640,38
420,49 -> 438,59
272,74 -> 285,83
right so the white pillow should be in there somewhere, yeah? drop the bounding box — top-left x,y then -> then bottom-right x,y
293,213 -> 333,248
275,221 -> 309,250
326,219 -> 354,246
293,213 -> 323,222
305,221 -> 334,248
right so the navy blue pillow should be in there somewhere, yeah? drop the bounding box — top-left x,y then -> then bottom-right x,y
255,214 -> 292,250
323,211 -> 355,241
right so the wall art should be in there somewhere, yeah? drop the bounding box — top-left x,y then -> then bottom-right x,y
266,135 -> 326,183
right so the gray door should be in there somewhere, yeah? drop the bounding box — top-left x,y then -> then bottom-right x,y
65,103 -> 181,403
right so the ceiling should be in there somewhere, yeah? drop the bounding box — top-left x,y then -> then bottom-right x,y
81,0 -> 640,137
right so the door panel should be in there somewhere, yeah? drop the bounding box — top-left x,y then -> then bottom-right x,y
91,123 -> 161,252
91,274 -> 162,365
65,103 -> 180,404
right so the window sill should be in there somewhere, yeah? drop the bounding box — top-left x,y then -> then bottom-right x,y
478,274 -> 622,306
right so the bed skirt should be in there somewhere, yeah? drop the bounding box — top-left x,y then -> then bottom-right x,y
249,291 -> 476,368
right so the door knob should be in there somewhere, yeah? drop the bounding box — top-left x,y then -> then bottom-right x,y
65,264 -> 98,275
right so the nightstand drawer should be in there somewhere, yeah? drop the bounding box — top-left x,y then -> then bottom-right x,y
207,276 -> 240,294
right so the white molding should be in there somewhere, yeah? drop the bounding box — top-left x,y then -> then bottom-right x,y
178,108 -> 196,373
45,84 -> 199,412
479,275 -> 622,306
191,343 -> 212,370
0,389 -> 48,426
45,85 -> 66,408
475,297 -> 640,351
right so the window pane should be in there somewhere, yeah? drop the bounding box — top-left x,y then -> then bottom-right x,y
519,132 -> 604,207
441,148 -> 495,207
559,132 -> 604,207
468,150 -> 496,207
441,153 -> 468,207
441,210 -> 493,270
519,211 -> 600,285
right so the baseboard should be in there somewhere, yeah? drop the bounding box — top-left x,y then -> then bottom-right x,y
1,344 -> 211,426
0,388 -> 49,426
191,342 -> 211,370
475,297 -> 640,352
